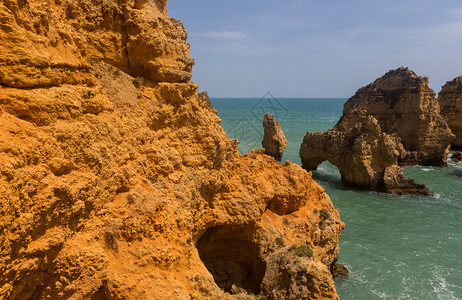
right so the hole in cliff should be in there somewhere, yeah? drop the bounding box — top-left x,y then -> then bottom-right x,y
115,186 -> 130,194
311,161 -> 343,189
197,224 -> 265,295
266,196 -> 298,216
91,285 -> 109,300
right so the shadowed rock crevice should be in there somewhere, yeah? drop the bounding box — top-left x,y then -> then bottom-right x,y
197,224 -> 266,295
91,285 -> 109,300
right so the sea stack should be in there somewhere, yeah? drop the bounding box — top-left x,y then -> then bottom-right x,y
336,67 -> 454,167
299,67 -> 446,195
0,0 -> 344,299
262,113 -> 288,161
438,76 -> 462,148
300,116 -> 431,195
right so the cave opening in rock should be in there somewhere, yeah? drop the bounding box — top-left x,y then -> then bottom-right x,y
197,224 -> 266,295
91,285 -> 109,300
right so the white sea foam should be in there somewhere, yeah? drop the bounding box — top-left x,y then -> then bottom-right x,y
422,168 -> 434,172
448,161 -> 462,169
430,267 -> 457,300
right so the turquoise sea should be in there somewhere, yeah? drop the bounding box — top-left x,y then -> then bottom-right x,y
211,97 -> 462,300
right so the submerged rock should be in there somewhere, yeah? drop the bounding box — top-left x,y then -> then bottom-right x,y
300,116 -> 431,195
332,263 -> 350,278
262,113 -> 288,161
438,76 -> 462,148
452,152 -> 462,162
0,1 -> 343,299
337,67 -> 453,167
383,165 -> 432,196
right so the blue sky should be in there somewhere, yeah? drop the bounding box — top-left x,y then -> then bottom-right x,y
167,0 -> 462,98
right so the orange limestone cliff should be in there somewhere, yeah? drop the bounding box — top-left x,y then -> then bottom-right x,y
0,1 -> 344,299
438,76 -> 462,148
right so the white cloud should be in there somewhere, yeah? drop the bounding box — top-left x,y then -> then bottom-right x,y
447,7 -> 462,17
198,31 -> 246,40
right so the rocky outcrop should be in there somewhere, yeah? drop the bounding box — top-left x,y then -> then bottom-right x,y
262,113 -> 287,161
300,67 -> 451,194
452,152 -> 462,162
300,116 -> 431,195
198,90 -> 215,110
261,245 -> 338,299
438,76 -> 462,148
337,67 -> 453,167
382,165 -> 431,196
332,264 -> 349,278
0,1 -> 344,299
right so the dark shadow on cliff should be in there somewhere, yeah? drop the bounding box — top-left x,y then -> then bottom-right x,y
196,224 -> 266,295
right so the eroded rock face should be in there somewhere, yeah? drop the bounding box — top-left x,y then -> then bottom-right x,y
300,116 -> 430,195
438,76 -> 462,148
337,67 -> 453,166
0,0 -> 193,88
262,113 -> 287,161
0,1 -> 343,299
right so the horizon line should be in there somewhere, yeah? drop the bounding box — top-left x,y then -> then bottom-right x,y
209,97 -> 348,99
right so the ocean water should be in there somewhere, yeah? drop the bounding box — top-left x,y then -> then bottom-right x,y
211,97 -> 462,300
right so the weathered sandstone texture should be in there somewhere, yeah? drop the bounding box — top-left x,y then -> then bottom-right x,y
262,113 -> 287,161
336,67 -> 453,167
0,1 -> 343,299
438,76 -> 462,148
300,116 -> 431,195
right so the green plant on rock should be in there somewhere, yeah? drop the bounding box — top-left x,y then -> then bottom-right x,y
290,245 -> 313,258
275,237 -> 285,248
295,272 -> 306,286
287,268 -> 296,278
